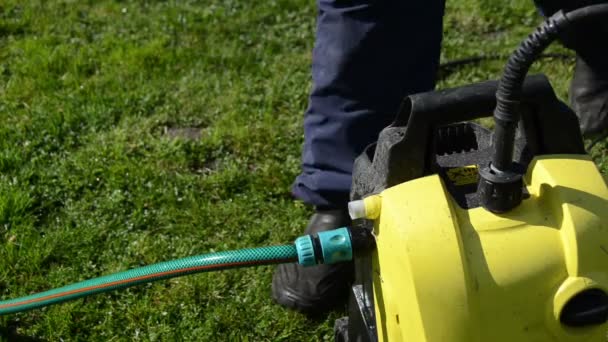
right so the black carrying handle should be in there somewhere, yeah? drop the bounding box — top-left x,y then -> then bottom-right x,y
365,74 -> 584,191
393,74 -> 556,128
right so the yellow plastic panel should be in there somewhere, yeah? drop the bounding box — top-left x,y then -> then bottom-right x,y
371,155 -> 608,342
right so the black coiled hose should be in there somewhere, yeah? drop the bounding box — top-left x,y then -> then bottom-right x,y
492,3 -> 608,172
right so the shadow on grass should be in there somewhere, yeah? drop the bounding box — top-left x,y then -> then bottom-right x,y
0,324 -> 46,342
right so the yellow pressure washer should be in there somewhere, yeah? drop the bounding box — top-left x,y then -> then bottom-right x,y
334,4 -> 608,342
1,4 -> 607,341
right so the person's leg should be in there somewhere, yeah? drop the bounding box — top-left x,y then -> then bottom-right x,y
291,0 -> 445,209
273,0 -> 445,315
570,53 -> 608,136
536,0 -> 608,135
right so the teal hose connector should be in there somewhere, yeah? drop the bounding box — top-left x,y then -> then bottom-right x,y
295,227 -> 353,267
295,235 -> 316,266
318,227 -> 352,264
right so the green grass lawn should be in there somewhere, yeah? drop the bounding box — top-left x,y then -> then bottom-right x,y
0,0 -> 606,340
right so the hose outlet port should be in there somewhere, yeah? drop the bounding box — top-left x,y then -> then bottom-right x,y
477,164 -> 523,213
560,289 -> 608,327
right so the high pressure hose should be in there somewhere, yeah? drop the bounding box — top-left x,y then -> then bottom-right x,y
0,227 -> 370,316
478,3 -> 608,213
492,4 -> 608,171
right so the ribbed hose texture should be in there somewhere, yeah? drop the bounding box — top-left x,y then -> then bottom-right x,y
495,18 -> 563,109
492,13 -> 565,170
0,245 -> 297,315
492,3 -> 608,170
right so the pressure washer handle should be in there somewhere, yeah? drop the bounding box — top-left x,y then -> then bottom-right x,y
361,73 -> 582,192
395,74 -> 555,127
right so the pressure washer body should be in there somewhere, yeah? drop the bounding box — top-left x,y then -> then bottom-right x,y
336,74 -> 608,342
334,6 -> 608,339
2,6 -> 608,341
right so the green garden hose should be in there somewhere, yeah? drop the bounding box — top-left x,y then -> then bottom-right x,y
0,245 -> 297,316
0,227 -> 357,316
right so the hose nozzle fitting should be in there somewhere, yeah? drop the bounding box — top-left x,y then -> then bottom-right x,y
294,227 -> 354,267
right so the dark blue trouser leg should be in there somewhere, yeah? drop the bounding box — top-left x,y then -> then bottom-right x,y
292,0 -> 446,208
535,0 -> 608,134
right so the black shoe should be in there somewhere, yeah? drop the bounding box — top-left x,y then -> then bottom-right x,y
569,57 -> 608,136
272,208 -> 353,315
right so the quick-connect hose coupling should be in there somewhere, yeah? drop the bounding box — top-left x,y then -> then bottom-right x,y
294,235 -> 316,266
318,228 -> 353,264
294,227 -> 354,267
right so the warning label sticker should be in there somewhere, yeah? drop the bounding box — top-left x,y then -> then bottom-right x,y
446,165 -> 479,186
